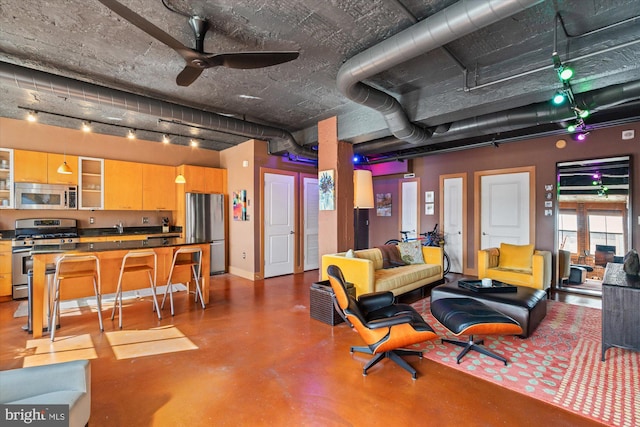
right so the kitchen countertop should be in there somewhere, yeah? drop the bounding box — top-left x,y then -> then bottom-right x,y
31,237 -> 207,254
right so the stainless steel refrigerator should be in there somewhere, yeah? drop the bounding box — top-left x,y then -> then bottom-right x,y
185,193 -> 226,274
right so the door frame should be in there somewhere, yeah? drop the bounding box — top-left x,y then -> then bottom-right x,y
440,173 -> 467,274
259,168 -> 301,279
300,172 -> 319,271
473,166 -> 536,276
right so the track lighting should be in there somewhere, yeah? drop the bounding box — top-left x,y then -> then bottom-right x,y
26,111 -> 37,122
190,139 -> 198,147
81,121 -> 92,132
551,51 -> 590,138
127,129 -> 136,139
162,134 -> 170,144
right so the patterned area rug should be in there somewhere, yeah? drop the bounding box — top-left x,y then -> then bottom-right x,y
411,299 -> 639,427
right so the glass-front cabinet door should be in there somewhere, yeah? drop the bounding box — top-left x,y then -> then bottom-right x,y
78,156 -> 104,210
0,148 -> 14,209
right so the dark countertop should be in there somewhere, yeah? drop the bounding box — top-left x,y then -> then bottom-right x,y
31,237 -> 209,255
79,226 -> 182,237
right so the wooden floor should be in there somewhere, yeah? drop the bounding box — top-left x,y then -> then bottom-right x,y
0,272 -> 604,426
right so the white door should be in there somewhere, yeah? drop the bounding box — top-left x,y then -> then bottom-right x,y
401,180 -> 418,239
264,173 -> 295,278
443,176 -> 464,273
480,172 -> 531,249
303,177 -> 319,271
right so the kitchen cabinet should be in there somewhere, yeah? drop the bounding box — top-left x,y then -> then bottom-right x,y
142,164 -> 176,210
104,160 -> 143,210
0,241 -> 11,298
47,153 -> 78,185
13,149 -> 48,183
78,157 -> 104,210
179,165 -> 226,194
0,148 -> 13,209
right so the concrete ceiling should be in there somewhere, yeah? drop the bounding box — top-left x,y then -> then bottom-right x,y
1,0 -> 639,163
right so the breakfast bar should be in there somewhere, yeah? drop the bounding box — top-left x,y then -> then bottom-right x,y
30,238 -> 210,338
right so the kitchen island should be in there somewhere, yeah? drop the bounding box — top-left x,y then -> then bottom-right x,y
30,238 -> 210,338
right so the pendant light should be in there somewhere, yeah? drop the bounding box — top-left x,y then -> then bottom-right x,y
175,174 -> 186,184
57,148 -> 73,175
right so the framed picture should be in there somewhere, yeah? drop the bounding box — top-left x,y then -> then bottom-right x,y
425,203 -> 434,215
425,191 -> 434,203
319,169 -> 335,211
233,190 -> 247,221
376,193 -> 392,216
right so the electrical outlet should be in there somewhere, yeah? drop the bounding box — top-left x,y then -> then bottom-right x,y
142,217 -> 149,224
89,217 -> 94,224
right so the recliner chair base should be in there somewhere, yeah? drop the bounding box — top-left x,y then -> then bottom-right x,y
351,346 -> 423,379
441,335 -> 507,365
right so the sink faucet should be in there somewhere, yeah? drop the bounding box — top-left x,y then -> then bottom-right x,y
114,220 -> 124,234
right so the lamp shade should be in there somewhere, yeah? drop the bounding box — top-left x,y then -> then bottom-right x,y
354,169 -> 374,209
57,161 -> 73,174
175,174 -> 186,184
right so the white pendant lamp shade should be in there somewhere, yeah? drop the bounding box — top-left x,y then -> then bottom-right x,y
354,169 -> 374,209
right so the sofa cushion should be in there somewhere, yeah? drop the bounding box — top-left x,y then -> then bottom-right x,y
377,245 -> 405,269
354,248 -> 384,270
398,241 -> 425,264
374,264 -> 440,293
498,243 -> 534,270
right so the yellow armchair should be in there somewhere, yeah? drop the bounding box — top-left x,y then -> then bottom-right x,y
478,243 -> 551,291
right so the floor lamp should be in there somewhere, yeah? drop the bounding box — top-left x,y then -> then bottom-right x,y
354,169 -> 374,250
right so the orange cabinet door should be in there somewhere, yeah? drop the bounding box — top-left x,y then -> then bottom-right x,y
104,160 -> 142,210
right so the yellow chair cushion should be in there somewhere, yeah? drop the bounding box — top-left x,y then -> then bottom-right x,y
498,243 -> 534,270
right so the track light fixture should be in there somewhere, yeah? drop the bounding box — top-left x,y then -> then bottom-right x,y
127,129 -> 136,139
162,134 -> 170,144
81,121 -> 92,132
550,51 -> 589,139
26,111 -> 37,122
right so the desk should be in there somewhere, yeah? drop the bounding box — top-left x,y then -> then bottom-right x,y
31,238 -> 210,338
601,263 -> 640,361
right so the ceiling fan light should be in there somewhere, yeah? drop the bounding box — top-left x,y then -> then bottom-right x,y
57,161 -> 73,174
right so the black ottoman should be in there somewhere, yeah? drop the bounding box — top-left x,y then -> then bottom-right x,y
431,281 -> 547,338
431,298 -> 523,365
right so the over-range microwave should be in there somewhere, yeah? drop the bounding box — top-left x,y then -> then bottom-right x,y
15,183 -> 77,210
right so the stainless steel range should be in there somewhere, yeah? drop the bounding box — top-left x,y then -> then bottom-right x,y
11,218 -> 79,299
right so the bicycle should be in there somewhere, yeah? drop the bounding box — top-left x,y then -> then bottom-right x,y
385,224 -> 450,275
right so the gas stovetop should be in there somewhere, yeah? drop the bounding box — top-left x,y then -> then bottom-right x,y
12,218 -> 79,247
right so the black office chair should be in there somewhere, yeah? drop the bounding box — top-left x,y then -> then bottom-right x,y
326,265 -> 438,379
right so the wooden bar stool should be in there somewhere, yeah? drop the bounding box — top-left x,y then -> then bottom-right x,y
50,254 -> 104,341
161,247 -> 205,316
111,250 -> 162,328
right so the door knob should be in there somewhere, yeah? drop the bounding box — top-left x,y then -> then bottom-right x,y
290,230 -> 295,234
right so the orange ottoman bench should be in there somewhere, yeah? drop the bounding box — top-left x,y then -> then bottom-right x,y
430,298 -> 523,365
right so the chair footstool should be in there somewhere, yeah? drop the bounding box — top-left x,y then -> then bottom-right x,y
431,298 -> 523,365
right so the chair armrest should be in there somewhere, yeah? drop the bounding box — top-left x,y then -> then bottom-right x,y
365,313 -> 415,329
533,250 -> 552,290
477,247 -> 499,278
321,254 -> 375,297
358,291 -> 395,313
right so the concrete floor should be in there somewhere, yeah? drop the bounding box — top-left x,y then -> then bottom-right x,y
0,271 -> 603,426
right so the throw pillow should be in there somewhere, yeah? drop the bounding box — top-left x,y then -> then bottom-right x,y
498,243 -> 534,270
345,249 -> 356,258
397,241 -> 425,265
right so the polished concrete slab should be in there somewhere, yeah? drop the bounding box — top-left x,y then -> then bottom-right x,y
0,271 -> 603,426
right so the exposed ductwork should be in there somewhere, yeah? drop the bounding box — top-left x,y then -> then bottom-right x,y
336,0 -> 545,145
0,61 -> 317,160
355,78 -> 640,155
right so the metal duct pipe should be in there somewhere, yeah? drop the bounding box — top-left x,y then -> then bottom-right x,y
336,0 -> 544,145
0,62 -> 316,160
354,79 -> 640,155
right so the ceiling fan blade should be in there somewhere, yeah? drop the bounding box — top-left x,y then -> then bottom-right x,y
204,51 -> 300,69
176,66 -> 204,87
97,0 -> 190,54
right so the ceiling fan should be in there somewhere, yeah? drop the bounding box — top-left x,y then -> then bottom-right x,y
97,0 -> 300,87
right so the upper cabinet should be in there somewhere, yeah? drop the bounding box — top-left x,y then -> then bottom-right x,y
104,160 -> 143,210
13,150 -> 78,185
13,150 -> 47,183
0,148 -> 13,209
179,165 -> 227,194
78,157 -> 104,210
142,164 -> 176,211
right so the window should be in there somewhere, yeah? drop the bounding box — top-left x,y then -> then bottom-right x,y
558,213 -> 578,254
588,214 -> 624,255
